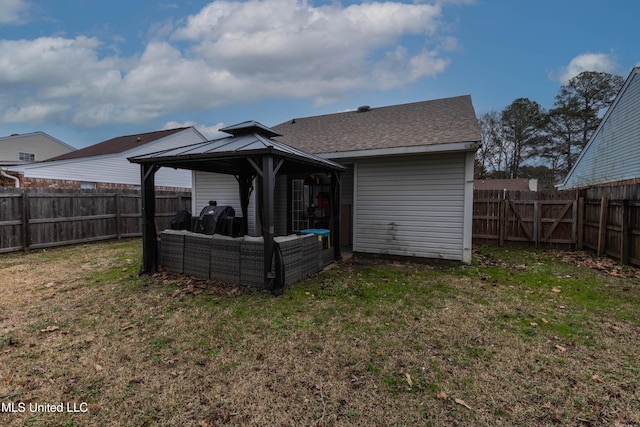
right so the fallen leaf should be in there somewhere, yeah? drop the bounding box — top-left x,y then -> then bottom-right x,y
541,318 -> 549,324
45,282 -> 55,288
405,373 -> 413,388
40,325 -> 59,333
530,322 -> 538,327
454,398 -> 472,410
95,364 -> 103,371
437,390 -> 448,400
120,323 -> 135,331
551,286 -> 562,293
555,345 -> 566,352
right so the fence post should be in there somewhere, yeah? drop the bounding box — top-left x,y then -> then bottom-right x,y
21,189 -> 30,251
577,197 -> 584,250
499,196 -> 506,246
571,200 -> 578,249
115,191 -> 122,240
533,200 -> 539,248
620,199 -> 630,265
597,196 -> 609,256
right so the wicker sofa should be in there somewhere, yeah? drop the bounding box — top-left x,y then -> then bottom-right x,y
158,230 -> 333,287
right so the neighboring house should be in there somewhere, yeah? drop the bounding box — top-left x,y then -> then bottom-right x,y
8,127 -> 206,190
475,178 -> 538,192
0,131 -> 76,166
558,66 -> 640,189
192,95 -> 481,263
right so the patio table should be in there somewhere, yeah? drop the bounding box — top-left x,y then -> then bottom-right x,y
300,228 -> 331,248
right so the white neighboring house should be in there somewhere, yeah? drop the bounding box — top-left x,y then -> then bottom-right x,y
0,131 -> 76,166
558,66 -> 640,189
192,96 -> 481,263
9,127 -> 206,190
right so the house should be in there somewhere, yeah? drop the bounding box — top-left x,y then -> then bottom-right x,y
558,67 -> 640,189
189,95 -> 481,263
0,131 -> 76,166
7,127 -> 207,190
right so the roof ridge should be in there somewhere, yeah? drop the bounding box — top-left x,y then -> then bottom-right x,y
281,94 -> 472,122
43,127 -> 190,162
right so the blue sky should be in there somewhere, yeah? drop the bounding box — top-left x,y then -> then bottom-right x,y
0,0 -> 638,148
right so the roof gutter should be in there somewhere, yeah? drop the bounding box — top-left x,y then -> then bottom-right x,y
1,167 -> 20,188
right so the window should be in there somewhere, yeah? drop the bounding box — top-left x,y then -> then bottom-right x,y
19,152 -> 35,162
80,182 -> 96,190
291,179 -> 309,232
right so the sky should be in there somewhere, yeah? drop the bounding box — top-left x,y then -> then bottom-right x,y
0,0 -> 638,149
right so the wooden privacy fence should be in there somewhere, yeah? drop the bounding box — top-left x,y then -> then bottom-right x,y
0,188 -> 191,253
473,191 -> 577,248
473,187 -> 640,267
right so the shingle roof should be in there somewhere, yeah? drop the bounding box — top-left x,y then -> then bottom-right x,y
272,95 -> 481,155
45,127 -> 189,162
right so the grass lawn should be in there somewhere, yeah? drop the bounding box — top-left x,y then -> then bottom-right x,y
1,239 -> 639,426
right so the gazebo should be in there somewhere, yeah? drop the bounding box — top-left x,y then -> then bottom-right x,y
128,121 -> 346,293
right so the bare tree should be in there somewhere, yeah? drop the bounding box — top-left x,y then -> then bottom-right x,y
476,110 -> 507,176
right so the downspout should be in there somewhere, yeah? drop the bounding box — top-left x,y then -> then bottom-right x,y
1,167 -> 20,188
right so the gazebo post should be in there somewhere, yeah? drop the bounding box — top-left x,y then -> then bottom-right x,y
140,163 -> 159,275
262,155 -> 276,290
236,173 -> 254,236
331,171 -> 342,260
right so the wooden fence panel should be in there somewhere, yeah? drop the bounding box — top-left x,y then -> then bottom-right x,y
120,194 -> 142,238
504,200 -> 536,243
0,189 -> 191,253
538,201 -> 575,245
582,200 -> 601,252
604,201 -> 623,259
27,192 -> 118,249
473,184 -> 640,267
472,190 -> 578,248
0,193 -> 25,253
630,202 -> 640,266
472,190 -> 502,244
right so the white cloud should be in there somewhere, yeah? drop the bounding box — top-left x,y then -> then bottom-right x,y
3,102 -> 69,123
162,120 -> 227,140
0,0 -> 463,127
554,53 -> 618,84
0,0 -> 30,24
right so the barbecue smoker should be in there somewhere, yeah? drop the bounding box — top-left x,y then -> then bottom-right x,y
193,201 -> 240,236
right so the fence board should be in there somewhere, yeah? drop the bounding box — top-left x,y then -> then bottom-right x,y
0,189 -> 191,253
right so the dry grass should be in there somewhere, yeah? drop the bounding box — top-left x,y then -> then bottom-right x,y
1,240 -> 639,426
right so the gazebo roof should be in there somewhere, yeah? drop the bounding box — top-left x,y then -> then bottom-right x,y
128,121 -> 345,175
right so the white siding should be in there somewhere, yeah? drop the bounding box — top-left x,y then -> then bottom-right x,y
340,165 -> 354,205
354,153 -> 466,260
0,132 -> 75,163
561,70 -> 640,188
194,171 -> 258,236
16,155 -> 191,188
14,128 -> 204,189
